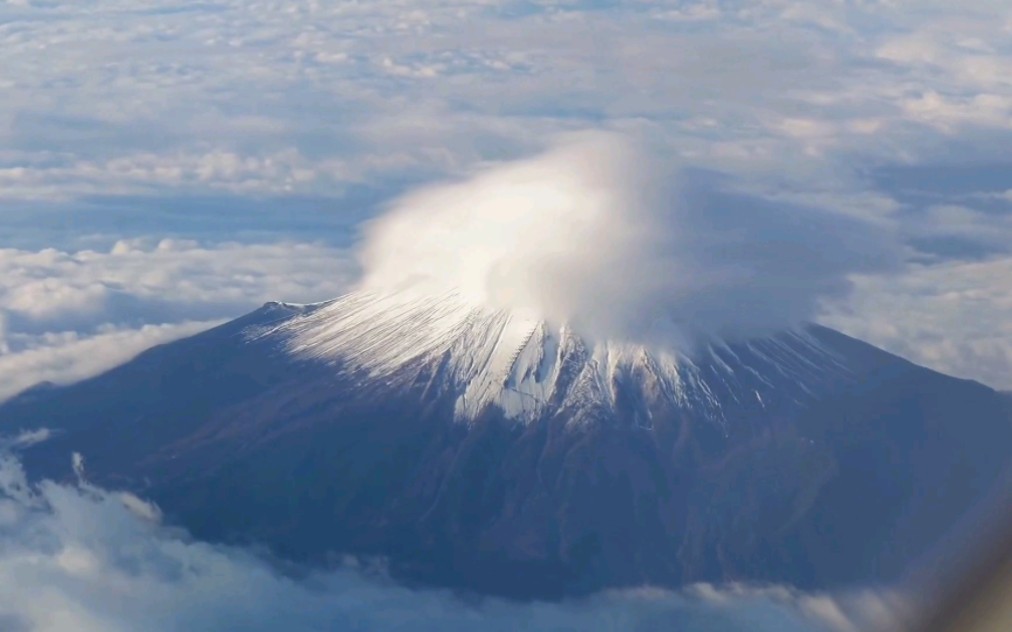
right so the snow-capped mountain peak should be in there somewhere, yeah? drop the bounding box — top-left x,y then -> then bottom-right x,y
264,290 -> 854,428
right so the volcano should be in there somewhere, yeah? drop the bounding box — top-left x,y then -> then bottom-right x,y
3,292 -> 1010,599
4,135 -> 1011,600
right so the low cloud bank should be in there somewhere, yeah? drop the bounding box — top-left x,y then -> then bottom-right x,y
0,451 -> 905,632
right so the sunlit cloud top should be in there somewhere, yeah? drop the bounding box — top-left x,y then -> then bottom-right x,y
359,131 -> 895,343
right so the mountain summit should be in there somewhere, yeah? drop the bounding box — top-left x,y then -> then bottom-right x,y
270,291 -> 855,427
4,294 -> 1010,598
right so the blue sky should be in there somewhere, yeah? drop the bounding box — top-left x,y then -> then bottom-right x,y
0,0 -> 1010,392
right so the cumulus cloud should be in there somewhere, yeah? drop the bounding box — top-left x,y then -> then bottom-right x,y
359,132 -> 896,345
0,0 -> 1011,202
0,450 -> 904,632
0,239 -> 355,334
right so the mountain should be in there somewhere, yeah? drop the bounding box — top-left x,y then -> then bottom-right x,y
3,292 -> 1011,599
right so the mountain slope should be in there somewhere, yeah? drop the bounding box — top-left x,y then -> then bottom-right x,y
267,291 -> 865,429
3,295 -> 1010,599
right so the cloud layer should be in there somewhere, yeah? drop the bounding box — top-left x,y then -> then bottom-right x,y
359,132 -> 894,344
821,256 -> 1012,390
0,451 -> 902,632
0,0 -> 1010,387
0,240 -> 355,400
1,1 -> 1012,202
0,239 -> 356,333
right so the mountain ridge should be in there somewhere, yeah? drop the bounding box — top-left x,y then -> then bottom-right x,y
259,291 -> 878,429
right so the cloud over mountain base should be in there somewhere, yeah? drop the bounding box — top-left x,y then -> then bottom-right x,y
0,451 -> 904,632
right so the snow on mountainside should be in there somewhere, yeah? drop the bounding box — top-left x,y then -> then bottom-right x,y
261,290 -> 855,428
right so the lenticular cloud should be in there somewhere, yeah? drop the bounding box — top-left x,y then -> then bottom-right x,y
356,132 -> 894,346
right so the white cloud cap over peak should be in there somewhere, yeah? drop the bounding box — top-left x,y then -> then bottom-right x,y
358,132 -> 897,346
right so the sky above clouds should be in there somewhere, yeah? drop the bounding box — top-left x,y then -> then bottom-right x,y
0,0 -> 1010,390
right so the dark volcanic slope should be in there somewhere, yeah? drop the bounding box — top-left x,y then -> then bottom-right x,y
2,301 -> 1010,599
